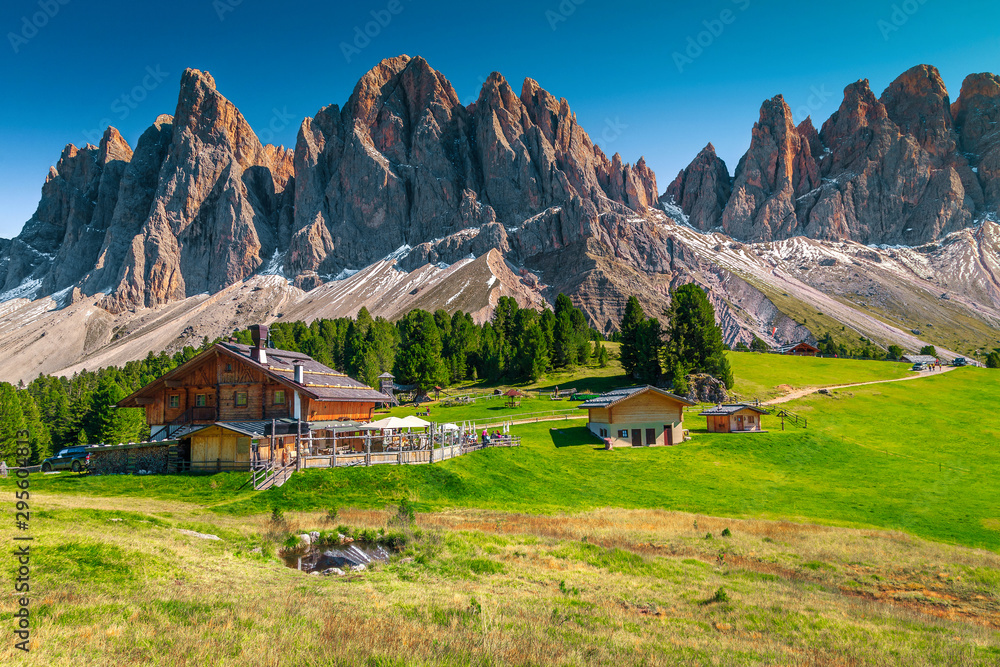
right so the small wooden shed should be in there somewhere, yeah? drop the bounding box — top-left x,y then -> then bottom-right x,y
699,404 -> 769,433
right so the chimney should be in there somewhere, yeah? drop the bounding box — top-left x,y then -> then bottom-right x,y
294,362 -> 304,384
250,324 -> 268,364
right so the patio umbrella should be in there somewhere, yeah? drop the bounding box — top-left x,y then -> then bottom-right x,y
440,423 -> 460,432
362,416 -> 411,430
397,415 -> 431,429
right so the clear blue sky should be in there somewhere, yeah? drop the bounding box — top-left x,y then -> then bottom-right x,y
1,0 -> 998,238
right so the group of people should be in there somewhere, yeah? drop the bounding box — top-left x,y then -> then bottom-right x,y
480,429 -> 507,445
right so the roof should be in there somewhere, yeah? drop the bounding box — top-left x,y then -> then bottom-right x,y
118,342 -> 390,407
902,355 -> 937,363
776,341 -> 820,353
578,385 -> 696,409
378,372 -> 395,379
699,404 -> 770,416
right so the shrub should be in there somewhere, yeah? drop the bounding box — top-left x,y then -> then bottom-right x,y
269,507 -> 285,524
324,507 -> 339,524
390,499 -> 416,528
704,532 -> 713,540
702,587 -> 729,605
721,528 -> 732,538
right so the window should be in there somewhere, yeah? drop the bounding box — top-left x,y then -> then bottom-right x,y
235,392 -> 248,408
274,389 -> 285,405
168,395 -> 180,408
225,363 -> 233,372
196,394 -> 207,407
618,430 -> 628,438
748,416 -> 755,424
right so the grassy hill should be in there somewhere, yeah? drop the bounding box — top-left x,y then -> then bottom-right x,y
19,366 -> 999,552
8,356 -> 1000,664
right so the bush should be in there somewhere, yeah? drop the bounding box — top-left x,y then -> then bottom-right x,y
700,587 -> 729,605
391,498 -> 416,528
324,507 -> 339,524
269,508 -> 285,525
721,528 -> 732,537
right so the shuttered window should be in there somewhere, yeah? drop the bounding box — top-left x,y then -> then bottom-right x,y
236,392 -> 248,407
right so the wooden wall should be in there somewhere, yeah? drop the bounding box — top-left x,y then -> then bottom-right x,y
611,391 -> 684,425
190,426 -> 253,464
305,399 -> 376,422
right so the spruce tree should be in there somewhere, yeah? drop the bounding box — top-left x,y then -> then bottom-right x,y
619,296 -> 646,377
663,284 -> 733,388
0,383 -> 27,464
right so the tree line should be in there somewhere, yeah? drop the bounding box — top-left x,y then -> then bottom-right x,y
0,294 -> 609,464
236,294 -> 608,391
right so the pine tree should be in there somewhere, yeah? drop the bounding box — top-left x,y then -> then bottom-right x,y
619,296 -> 646,377
663,284 -> 733,388
597,344 -> 609,368
84,376 -> 144,446
17,391 -> 51,464
395,310 -> 447,392
0,383 -> 27,464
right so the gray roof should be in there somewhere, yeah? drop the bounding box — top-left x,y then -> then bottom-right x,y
579,385 -> 696,409
218,343 -> 390,403
699,404 -> 770,416
902,355 -> 937,363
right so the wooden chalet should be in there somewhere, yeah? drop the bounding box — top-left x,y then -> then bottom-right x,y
775,341 -> 820,356
116,325 -> 389,471
699,404 -> 769,433
579,386 -> 695,447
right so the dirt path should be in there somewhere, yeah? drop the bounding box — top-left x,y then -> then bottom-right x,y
763,366 -> 959,406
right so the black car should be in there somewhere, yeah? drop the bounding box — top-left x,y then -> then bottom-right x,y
41,446 -> 91,472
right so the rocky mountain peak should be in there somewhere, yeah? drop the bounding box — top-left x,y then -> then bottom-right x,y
99,127 -> 134,164
662,142 -> 731,231
879,64 -> 955,156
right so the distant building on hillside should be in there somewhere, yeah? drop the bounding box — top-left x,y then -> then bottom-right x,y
775,341 -> 820,356
699,404 -> 769,433
116,324 -> 388,471
901,354 -> 937,365
579,386 -> 695,447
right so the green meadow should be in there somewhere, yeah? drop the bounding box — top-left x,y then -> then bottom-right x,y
15,364 -> 999,552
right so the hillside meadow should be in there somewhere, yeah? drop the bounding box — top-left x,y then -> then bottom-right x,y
4,356 -> 1000,664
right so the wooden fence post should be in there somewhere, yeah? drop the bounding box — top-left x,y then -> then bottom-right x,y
365,432 -> 371,467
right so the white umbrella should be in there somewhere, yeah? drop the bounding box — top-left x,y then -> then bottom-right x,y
362,416 -> 410,430
398,415 -> 431,428
440,423 -> 460,432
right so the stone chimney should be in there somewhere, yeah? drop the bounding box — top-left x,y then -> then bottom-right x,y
250,324 -> 268,364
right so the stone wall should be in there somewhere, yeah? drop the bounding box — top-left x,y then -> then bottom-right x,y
88,443 -> 170,475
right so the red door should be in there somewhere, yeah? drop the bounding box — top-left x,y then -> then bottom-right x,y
664,426 -> 673,446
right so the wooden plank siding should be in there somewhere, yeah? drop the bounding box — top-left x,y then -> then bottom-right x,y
587,391 -> 687,447
305,398 -> 376,422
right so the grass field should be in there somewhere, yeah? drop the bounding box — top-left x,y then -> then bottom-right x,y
16,368 -> 999,552
3,497 -> 998,665
726,350 -> 913,399
4,357 -> 1000,664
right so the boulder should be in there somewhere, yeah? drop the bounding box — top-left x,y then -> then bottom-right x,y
683,373 -> 729,404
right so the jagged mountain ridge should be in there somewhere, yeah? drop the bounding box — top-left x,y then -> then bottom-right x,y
664,65 -> 1000,246
0,58 -> 998,384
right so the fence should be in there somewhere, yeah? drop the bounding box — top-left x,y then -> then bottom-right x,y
298,436 -> 520,470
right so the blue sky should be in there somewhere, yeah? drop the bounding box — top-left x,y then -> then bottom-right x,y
1,0 -> 998,238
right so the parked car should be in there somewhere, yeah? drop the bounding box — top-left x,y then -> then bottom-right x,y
953,357 -> 968,367
911,362 -> 927,372
40,446 -> 91,472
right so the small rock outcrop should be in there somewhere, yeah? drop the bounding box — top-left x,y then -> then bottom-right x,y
683,373 -> 729,404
